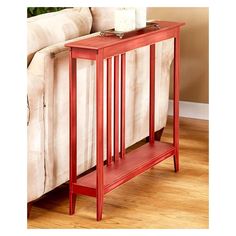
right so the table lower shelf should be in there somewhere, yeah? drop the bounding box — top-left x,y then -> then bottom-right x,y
72,141 -> 175,197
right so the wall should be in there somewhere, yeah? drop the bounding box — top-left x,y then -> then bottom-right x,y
147,7 -> 209,104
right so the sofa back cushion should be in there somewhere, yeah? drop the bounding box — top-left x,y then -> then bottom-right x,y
27,7 -> 92,65
90,7 -> 116,32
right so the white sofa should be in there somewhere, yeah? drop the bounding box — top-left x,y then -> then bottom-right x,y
27,7 -> 174,203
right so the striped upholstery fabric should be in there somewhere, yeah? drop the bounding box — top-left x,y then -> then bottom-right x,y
27,8 -> 92,65
90,7 -> 116,32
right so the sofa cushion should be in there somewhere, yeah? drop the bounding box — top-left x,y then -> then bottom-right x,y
90,7 -> 116,32
27,33 -> 100,200
27,7 -> 92,65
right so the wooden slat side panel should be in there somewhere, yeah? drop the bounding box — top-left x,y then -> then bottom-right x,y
121,53 -> 126,159
107,58 -> 112,166
114,55 -> 120,162
149,44 -> 155,144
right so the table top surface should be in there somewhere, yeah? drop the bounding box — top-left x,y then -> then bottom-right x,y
65,21 -> 185,50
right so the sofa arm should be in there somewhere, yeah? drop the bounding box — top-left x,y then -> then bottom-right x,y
27,33 -> 100,202
27,7 -> 93,65
27,31 -> 100,150
27,69 -> 45,202
28,32 -> 100,62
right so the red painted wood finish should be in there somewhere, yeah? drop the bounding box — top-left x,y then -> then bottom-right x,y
121,53 -> 126,159
106,58 -> 112,166
173,28 -> 180,172
65,21 -> 185,221
149,44 -> 155,145
69,49 -> 77,215
75,142 -> 175,195
96,50 -> 104,221
114,55 -> 119,162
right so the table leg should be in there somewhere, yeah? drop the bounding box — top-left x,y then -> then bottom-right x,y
149,44 -> 155,145
173,29 -> 180,172
69,49 -> 77,215
96,50 -> 104,221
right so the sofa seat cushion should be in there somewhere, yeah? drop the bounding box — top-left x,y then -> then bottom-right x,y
27,7 -> 92,65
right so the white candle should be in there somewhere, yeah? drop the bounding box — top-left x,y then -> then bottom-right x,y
114,8 -> 136,32
135,7 -> 147,28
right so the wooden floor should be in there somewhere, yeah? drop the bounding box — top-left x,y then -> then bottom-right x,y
28,117 -> 208,229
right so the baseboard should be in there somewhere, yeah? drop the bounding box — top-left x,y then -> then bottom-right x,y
168,100 -> 209,120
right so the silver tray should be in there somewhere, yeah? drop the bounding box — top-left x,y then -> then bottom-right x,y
100,22 -> 160,39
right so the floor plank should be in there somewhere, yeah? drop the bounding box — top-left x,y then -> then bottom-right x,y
28,117 -> 208,228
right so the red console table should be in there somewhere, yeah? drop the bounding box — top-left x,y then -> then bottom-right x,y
65,21 -> 185,221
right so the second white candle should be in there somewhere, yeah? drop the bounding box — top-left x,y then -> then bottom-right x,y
135,8 -> 147,28
114,8 -> 136,32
